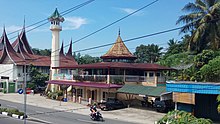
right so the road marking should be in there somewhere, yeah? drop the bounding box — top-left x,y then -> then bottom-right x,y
35,111 -> 43,113
6,105 -> 17,109
27,117 -> 52,124
76,119 -> 101,123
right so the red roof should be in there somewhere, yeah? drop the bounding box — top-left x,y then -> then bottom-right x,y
53,62 -> 174,70
0,28 -> 78,67
46,80 -> 122,88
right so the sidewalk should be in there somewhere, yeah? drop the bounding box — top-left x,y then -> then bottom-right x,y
0,93 -> 165,124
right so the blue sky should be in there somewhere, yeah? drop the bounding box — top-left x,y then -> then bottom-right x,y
0,0 -> 193,57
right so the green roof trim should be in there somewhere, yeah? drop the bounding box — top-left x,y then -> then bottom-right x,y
48,8 -> 64,22
117,84 -> 166,97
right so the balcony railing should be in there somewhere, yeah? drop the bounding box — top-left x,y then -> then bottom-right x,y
53,74 -> 162,84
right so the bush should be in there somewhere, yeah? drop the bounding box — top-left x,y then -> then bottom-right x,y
47,90 -> 63,100
157,110 -> 212,124
0,108 -> 7,113
7,108 -> 19,116
0,107 -> 24,116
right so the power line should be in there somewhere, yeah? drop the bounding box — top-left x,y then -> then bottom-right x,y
54,0 -> 159,55
8,0 -> 95,40
73,26 -> 182,53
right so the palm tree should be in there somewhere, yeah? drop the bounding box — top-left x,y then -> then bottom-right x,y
149,44 -> 163,63
177,0 -> 220,52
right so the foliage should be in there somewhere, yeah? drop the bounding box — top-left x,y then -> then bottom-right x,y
158,52 -> 194,67
111,77 -> 124,84
217,95 -> 220,113
75,53 -> 101,64
176,0 -> 220,52
0,107 -> 24,116
194,50 -> 216,68
134,44 -> 163,63
32,48 -> 51,56
157,110 -> 212,124
47,90 -> 63,100
29,65 -> 49,88
200,56 -> 220,82
165,38 -> 188,56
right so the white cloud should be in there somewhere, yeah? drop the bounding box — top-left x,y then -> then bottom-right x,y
121,8 -> 136,14
120,8 -> 143,16
63,16 -> 88,30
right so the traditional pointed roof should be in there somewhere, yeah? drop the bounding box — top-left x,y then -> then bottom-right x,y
0,28 -> 24,64
20,27 -> 34,54
0,27 -> 78,66
66,39 -> 72,57
100,30 -> 136,60
64,39 -> 78,65
12,25 -> 34,54
48,8 -> 64,22
16,34 -> 31,60
59,41 -> 64,56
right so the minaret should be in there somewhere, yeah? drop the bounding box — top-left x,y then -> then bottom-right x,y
48,8 -> 64,91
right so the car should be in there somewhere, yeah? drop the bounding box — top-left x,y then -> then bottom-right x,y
99,98 -> 125,111
153,98 -> 175,113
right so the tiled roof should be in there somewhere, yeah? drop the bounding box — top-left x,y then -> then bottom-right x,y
48,8 -> 64,22
66,39 -> 72,57
12,27 -> 34,54
101,34 -> 136,60
117,84 -> 166,97
0,28 -> 78,67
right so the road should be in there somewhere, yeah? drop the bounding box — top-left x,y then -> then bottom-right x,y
0,114 -> 40,124
0,99 -> 136,124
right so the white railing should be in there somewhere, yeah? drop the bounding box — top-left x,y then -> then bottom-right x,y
54,74 -> 165,83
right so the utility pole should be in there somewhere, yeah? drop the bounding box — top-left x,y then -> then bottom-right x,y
24,63 -> 27,124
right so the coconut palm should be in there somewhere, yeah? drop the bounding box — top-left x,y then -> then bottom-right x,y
177,0 -> 220,52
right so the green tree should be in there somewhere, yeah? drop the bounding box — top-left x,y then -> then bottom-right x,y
194,50 -> 216,68
134,44 -> 163,63
200,56 -> 220,82
158,110 -> 212,124
77,54 -> 101,64
32,48 -> 51,56
29,66 -> 49,88
217,95 -> 220,113
177,0 -> 220,52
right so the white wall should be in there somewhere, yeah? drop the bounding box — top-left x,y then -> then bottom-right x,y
0,64 -> 14,82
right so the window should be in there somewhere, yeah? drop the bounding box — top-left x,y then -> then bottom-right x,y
149,72 -> 154,77
156,72 -> 160,77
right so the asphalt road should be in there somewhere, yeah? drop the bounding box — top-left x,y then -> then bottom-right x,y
0,114 -> 40,124
0,99 -> 136,124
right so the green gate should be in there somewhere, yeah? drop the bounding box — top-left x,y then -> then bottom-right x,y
8,83 -> 16,93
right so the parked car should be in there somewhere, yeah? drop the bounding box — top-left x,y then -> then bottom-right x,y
98,98 -> 125,111
153,98 -> 174,113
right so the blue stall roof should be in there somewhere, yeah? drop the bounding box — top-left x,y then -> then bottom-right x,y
166,81 -> 220,94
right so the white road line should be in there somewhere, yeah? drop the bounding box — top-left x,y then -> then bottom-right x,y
76,119 -> 99,123
27,117 -> 52,124
6,105 -> 17,109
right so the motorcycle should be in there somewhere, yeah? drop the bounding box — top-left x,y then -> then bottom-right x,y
90,111 -> 104,121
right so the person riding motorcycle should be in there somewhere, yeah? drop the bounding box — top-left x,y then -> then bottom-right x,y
90,105 -> 97,118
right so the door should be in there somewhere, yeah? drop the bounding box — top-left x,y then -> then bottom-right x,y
8,83 -> 15,93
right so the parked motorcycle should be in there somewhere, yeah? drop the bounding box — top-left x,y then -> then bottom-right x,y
90,111 -> 104,121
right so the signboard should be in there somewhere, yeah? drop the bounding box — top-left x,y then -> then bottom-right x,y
1,76 -> 9,80
173,92 -> 195,105
17,89 -> 23,94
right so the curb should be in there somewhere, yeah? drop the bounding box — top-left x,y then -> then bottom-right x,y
0,112 -> 26,120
